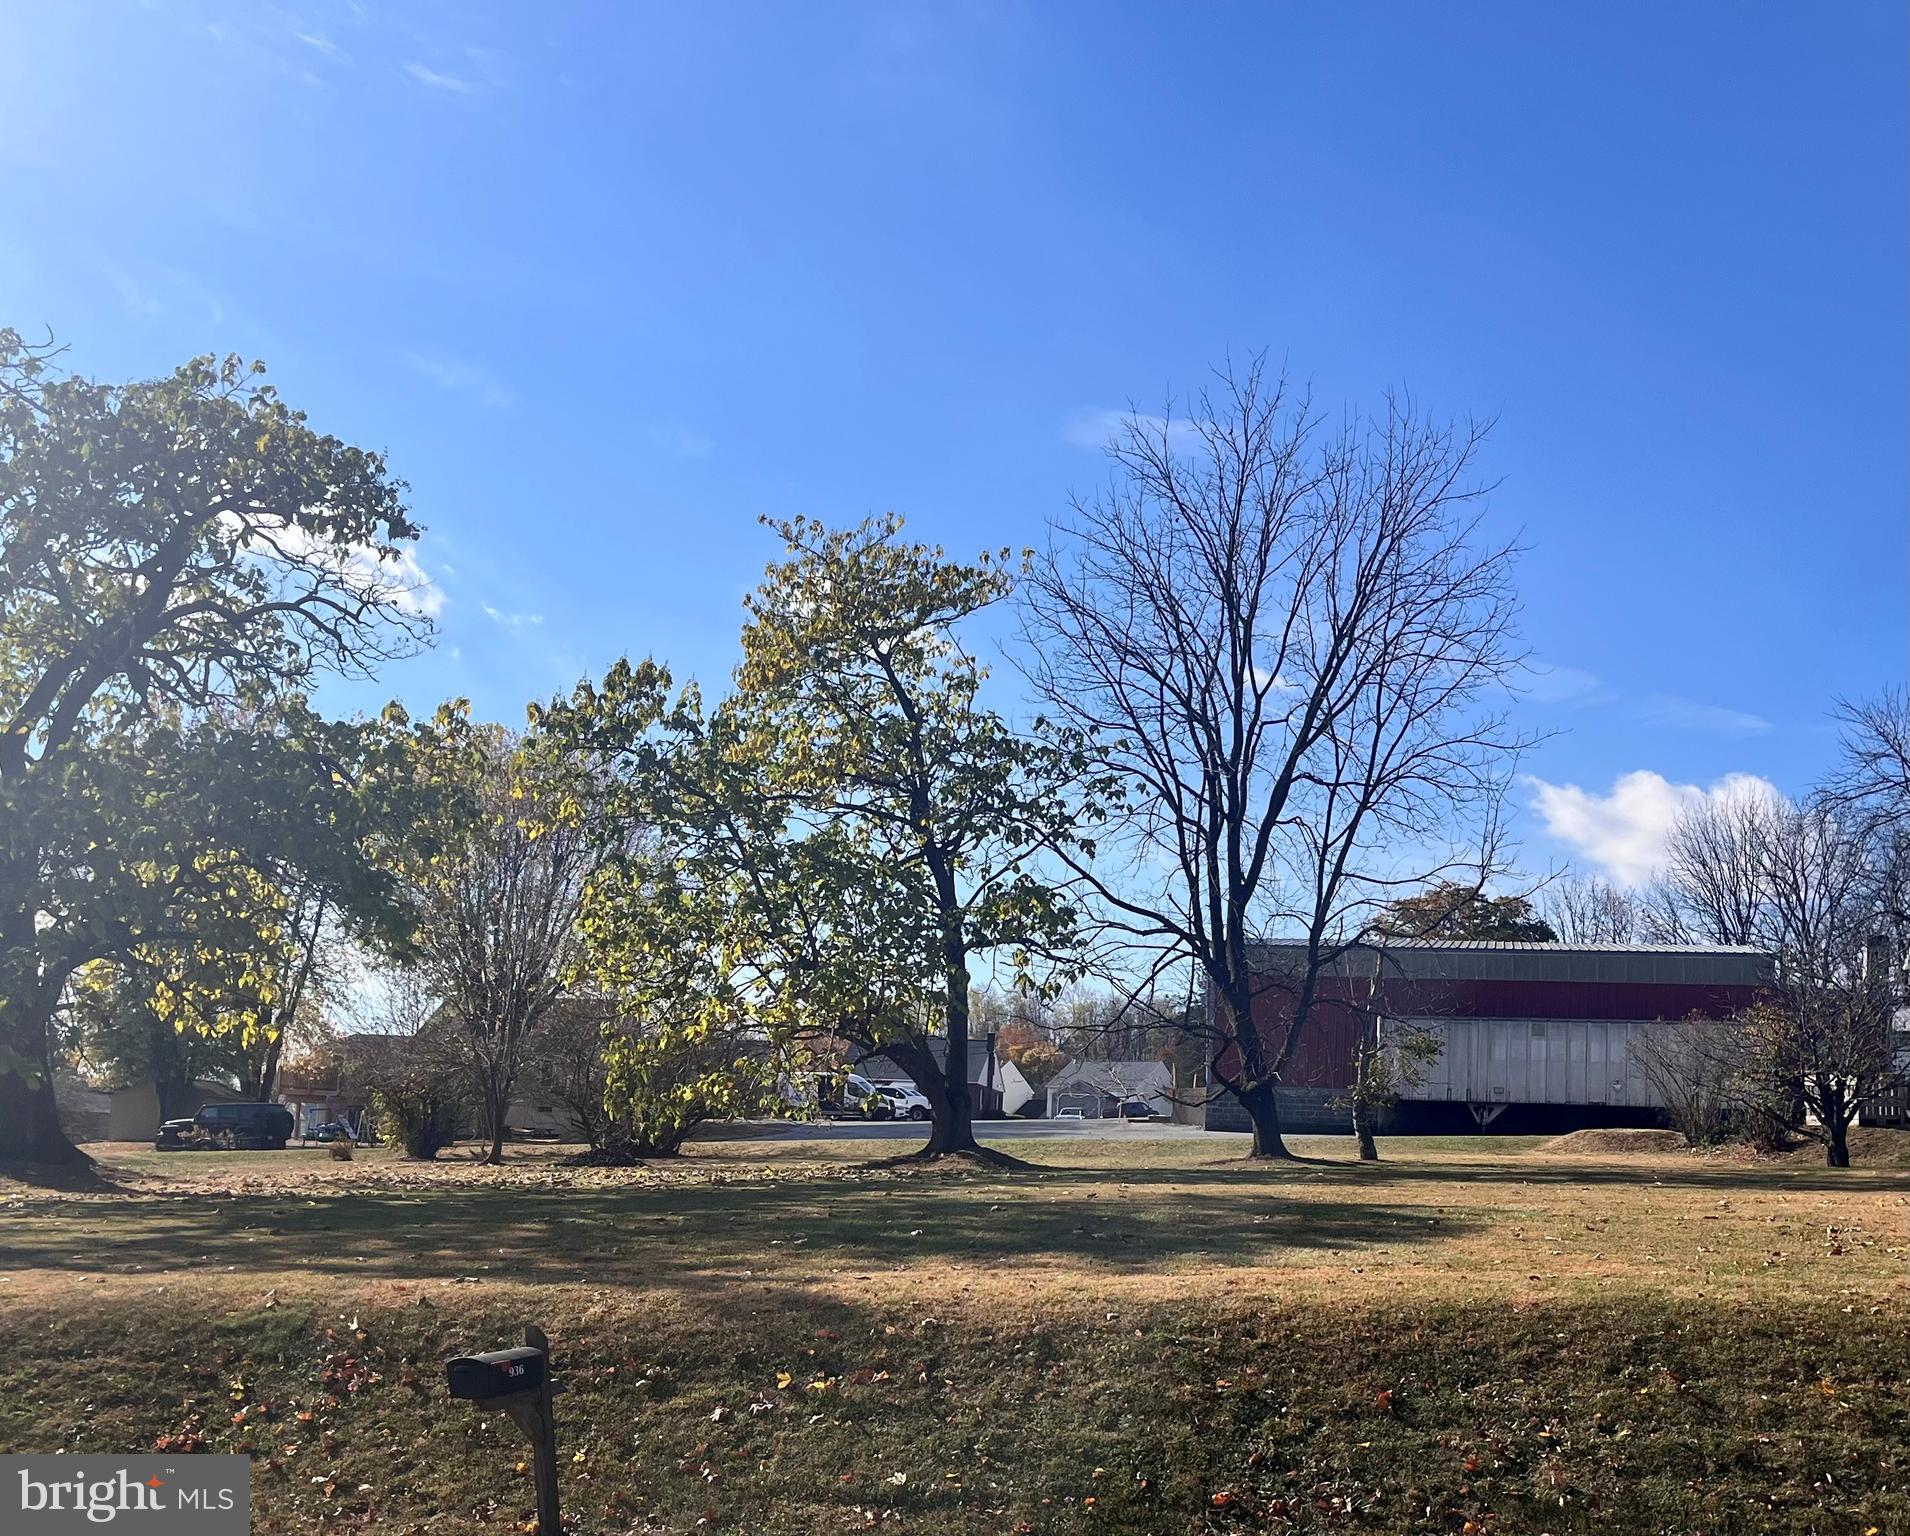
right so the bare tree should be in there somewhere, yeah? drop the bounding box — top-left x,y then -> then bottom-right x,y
339,957 -> 469,1159
407,728 -> 604,1164
1540,873 -> 1639,944
1827,687 -> 1910,831
1021,360 -> 1528,1158
1639,790 -> 1782,945
1732,804 -> 1910,1167
1630,1018 -> 1745,1145
524,998 -> 620,1152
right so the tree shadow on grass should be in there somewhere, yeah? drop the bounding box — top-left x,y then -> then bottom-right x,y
0,1174 -> 1478,1292
1093,1153 -> 1906,1197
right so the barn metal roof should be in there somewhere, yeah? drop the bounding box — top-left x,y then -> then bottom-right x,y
1244,938 -> 1772,986
1365,939 -> 1769,955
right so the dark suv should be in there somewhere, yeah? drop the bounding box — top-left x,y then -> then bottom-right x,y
155,1101 -> 294,1151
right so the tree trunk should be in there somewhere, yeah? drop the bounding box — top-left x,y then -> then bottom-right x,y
1350,1040 -> 1381,1161
251,1027 -> 285,1103
1240,1079 -> 1292,1159
145,1008 -> 195,1121
0,1002 -> 87,1166
483,1083 -> 507,1164
1353,1102 -> 1379,1162
922,893 -> 980,1155
1825,1115 -> 1851,1168
922,1065 -> 978,1155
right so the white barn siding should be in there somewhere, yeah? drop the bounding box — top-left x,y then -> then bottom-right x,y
1399,1018 -> 1667,1110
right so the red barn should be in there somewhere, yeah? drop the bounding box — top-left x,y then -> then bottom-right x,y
1206,940 -> 1770,1133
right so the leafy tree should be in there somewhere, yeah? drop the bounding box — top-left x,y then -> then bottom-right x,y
996,1021 -> 1068,1087
62,961 -> 255,1118
1371,881 -> 1557,943
732,517 -> 1103,1154
1346,1021 -> 1443,1161
540,518 -> 1102,1158
0,332 -> 427,1163
521,995 -> 786,1160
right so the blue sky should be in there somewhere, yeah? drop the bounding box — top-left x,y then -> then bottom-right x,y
2,2 -> 1904,886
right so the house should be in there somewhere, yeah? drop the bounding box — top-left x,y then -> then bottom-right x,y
854,1034 -> 1036,1117
55,1072 -> 254,1143
1208,939 -> 1772,1133
280,1034 -> 573,1143
1045,1059 -> 1174,1119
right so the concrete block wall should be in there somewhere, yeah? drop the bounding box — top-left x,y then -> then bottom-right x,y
1203,1084 -> 1345,1134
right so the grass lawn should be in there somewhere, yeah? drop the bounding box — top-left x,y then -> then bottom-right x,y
2,1130 -> 1905,1534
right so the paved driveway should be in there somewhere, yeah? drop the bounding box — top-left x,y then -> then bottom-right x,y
751,1117 -> 1221,1141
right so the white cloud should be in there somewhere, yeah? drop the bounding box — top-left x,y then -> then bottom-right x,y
232,514 -> 446,619
481,603 -> 544,631
1064,408 -> 1209,452
1526,769 -> 1782,887
405,62 -> 474,93
1522,664 -> 1609,706
1640,693 -> 1772,736
1248,665 -> 1303,694
401,350 -> 514,409
294,31 -> 348,61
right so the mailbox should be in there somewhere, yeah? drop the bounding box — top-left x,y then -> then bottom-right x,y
446,1346 -> 547,1402
446,1325 -> 562,1536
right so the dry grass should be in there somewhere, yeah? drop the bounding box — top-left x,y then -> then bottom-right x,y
2,1131 -> 1905,1534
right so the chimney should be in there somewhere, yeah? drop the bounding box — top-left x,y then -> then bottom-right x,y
1862,933 -> 1894,991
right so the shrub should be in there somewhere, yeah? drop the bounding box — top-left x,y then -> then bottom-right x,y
371,1084 -> 465,1160
1631,1018 -> 1746,1146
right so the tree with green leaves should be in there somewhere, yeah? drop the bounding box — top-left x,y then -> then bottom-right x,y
1370,881 -> 1557,943
62,960 -> 258,1119
540,517 -> 1103,1158
0,330 -> 429,1164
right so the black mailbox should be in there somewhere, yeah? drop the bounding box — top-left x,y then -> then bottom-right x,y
446,1346 -> 547,1401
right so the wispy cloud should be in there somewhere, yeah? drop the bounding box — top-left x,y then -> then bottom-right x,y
91,252 -> 227,324
643,419 -> 715,459
405,61 -> 474,93
294,31 -> 349,62
481,603 -> 544,632
1520,663 -> 1611,707
1640,693 -> 1772,736
1064,408 -> 1209,452
401,350 -> 514,409
1526,769 -> 1782,886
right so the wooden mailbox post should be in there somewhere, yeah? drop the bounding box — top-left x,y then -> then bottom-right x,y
445,1323 -> 561,1534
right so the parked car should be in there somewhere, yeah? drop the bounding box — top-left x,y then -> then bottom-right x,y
155,1101 -> 294,1151
307,1120 -> 357,1143
1054,1107 -> 1085,1121
839,1073 -> 894,1120
879,1084 -> 933,1122
1118,1099 -> 1158,1120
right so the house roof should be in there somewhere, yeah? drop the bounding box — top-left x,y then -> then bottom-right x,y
1250,938 -> 1768,956
854,1037 -> 997,1084
1245,938 -> 1772,988
1046,1059 -> 1172,1094
1378,939 -> 1766,955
